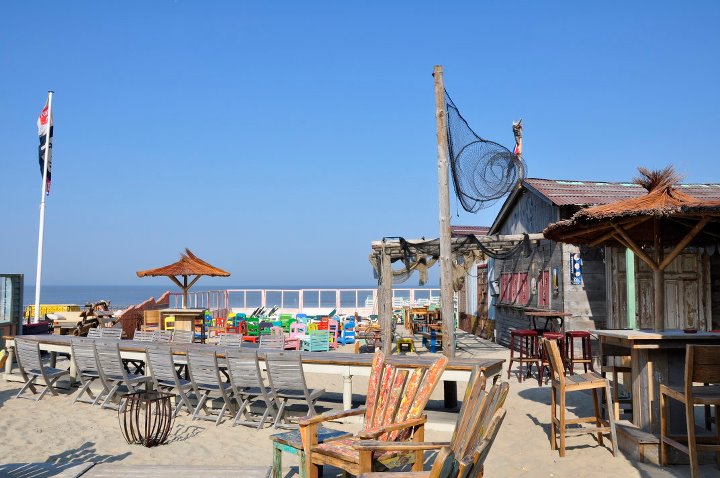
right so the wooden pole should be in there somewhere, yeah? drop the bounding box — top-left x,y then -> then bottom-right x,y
380,246 -> 393,355
653,219 -> 665,331
434,65 -> 455,358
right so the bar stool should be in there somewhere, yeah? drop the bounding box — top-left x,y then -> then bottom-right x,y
539,332 -> 566,386
507,329 -> 539,383
565,331 -> 594,373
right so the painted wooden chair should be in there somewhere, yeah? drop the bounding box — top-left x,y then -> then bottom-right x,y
356,369 -> 509,478
285,322 -> 306,350
336,321 -> 356,345
328,319 -> 340,349
301,330 -> 330,352
299,351 -> 448,478
244,318 -> 261,343
13,338 -> 70,401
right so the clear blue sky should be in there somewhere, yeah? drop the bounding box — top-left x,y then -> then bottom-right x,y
2,1 -> 719,287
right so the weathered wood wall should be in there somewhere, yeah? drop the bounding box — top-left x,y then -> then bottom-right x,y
712,253 -> 720,330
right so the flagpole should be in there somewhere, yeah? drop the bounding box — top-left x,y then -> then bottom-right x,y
33,90 -> 53,324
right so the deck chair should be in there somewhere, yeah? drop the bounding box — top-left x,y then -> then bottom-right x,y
299,351 -> 448,478
186,350 -> 235,425
154,330 -> 173,343
217,333 -> 243,348
356,369 -> 509,478
133,330 -> 155,342
172,330 -> 195,344
226,349 -> 276,429
95,340 -> 150,410
301,330 -> 330,352
259,333 -> 285,350
71,338 -> 107,405
146,345 -> 195,417
101,328 -> 122,340
86,328 -> 103,338
264,350 -> 325,429
13,338 -> 69,401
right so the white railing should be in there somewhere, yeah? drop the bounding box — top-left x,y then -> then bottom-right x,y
171,288 -> 442,318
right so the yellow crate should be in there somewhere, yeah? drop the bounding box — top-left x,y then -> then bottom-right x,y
24,304 -> 82,318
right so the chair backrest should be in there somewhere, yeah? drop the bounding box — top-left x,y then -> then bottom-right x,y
305,330 -> 330,352
102,328 -> 123,340
146,344 -> 178,384
259,333 -> 285,350
95,340 -> 126,379
307,322 -> 318,332
154,330 -> 173,343
15,338 -> 43,372
133,330 -> 155,342
543,338 -> 567,386
328,320 -> 339,337
259,321 -> 273,335
71,338 -> 100,375
217,333 -> 243,348
225,349 -> 265,389
270,326 -> 284,336
686,344 -> 720,391
187,350 -> 223,387
86,328 -> 103,338
362,350 -> 449,440
164,315 -> 176,330
290,322 -> 306,337
172,329 -> 194,344
264,350 -> 308,392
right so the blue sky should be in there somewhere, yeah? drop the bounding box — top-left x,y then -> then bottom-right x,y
1,1 -> 719,287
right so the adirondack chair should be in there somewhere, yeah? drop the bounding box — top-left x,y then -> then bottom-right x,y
299,351 -> 448,478
244,318 -> 260,343
285,322 -> 306,350
301,330 -> 330,352
336,321 -> 356,345
328,319 -> 340,349
356,369 -> 509,478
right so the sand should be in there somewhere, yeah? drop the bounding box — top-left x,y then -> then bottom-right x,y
0,336 -> 707,477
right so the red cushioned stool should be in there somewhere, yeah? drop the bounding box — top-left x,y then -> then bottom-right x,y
539,331 -> 566,386
565,330 -> 594,374
507,329 -> 539,383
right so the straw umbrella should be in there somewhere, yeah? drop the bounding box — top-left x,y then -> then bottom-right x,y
543,167 -> 720,330
136,248 -> 230,309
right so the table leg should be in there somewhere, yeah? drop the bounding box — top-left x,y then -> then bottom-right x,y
49,351 -> 57,368
343,373 -> 353,411
632,347 -> 651,431
4,345 -> 15,378
272,443 -> 282,478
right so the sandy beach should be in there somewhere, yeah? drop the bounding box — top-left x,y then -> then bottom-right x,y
0,336 -> 707,477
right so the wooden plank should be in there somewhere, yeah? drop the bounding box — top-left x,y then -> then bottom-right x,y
82,464 -> 272,477
0,462 -> 94,478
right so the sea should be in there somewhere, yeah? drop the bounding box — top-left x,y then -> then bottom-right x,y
21,284 -> 395,309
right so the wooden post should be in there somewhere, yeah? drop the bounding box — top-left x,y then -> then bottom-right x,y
653,219 -> 665,331
434,65 -> 455,358
380,246 -> 393,355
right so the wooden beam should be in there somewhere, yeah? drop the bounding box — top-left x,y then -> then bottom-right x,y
588,217 -> 651,247
380,248 -> 393,355
612,224 -> 659,271
653,218 -> 664,331
659,217 -> 711,270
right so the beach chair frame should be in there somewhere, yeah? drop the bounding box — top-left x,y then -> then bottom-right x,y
225,349 -> 276,429
146,344 -> 196,417
13,338 -> 69,401
186,350 -> 235,426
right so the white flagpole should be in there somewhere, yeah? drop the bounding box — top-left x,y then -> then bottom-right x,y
33,90 -> 54,324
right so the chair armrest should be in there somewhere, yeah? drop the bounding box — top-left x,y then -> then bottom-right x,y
353,440 -> 450,451
356,415 -> 427,439
298,407 -> 367,426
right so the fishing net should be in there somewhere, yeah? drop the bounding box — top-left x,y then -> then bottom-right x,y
445,91 -> 527,212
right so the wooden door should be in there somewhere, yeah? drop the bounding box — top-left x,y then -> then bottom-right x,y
636,251 -> 709,330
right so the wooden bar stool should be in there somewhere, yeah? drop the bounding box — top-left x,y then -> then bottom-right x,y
507,329 -> 539,383
565,330 -> 595,373
543,337 -> 618,458
539,332 -> 566,386
660,344 -> 720,478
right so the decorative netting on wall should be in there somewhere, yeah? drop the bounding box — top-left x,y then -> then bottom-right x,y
445,90 -> 527,212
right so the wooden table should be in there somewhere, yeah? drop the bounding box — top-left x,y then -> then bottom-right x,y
524,310 -> 572,332
594,329 -> 720,436
3,335 -> 504,411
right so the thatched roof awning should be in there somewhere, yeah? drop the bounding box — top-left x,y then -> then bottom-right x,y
136,249 -> 230,278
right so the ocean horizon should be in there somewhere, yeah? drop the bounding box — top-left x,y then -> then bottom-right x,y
22,284 -> 440,308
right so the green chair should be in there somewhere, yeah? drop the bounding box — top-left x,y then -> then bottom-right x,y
301,330 -> 330,352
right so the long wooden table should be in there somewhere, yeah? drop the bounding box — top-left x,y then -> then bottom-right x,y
3,335 -> 504,410
594,329 -> 720,435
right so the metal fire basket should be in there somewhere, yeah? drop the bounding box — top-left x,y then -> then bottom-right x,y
118,391 -> 174,447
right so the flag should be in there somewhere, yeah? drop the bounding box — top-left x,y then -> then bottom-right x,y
37,101 -> 53,195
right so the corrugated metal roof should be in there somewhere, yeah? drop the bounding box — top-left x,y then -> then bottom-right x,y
524,178 -> 720,206
451,225 -> 490,236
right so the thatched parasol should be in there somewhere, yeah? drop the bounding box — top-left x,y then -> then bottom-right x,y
544,166 -> 720,330
136,248 -> 230,308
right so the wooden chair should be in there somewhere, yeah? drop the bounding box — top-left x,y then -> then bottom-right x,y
86,328 -> 103,338
225,349 -> 276,429
217,333 -> 243,348
95,340 -> 150,410
172,329 -> 195,344
259,333 -> 285,350
71,338 -> 106,405
301,330 -> 331,352
132,330 -> 155,342
357,370 -> 508,478
146,344 -> 196,417
101,328 -> 123,340
299,351 -> 448,478
13,338 -> 69,401
543,338 -> 617,457
154,330 -> 173,343
264,350 -> 325,429
660,344 -> 720,478
186,350 -> 235,426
